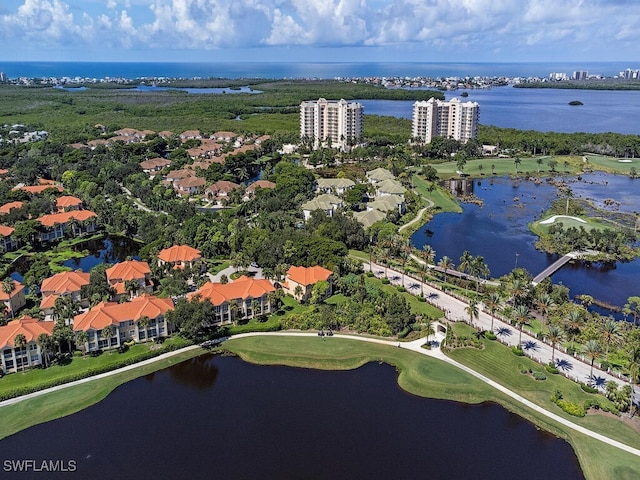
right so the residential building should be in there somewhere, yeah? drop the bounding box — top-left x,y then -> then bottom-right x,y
316,178 -> 356,196
0,201 -> 23,216
56,195 -> 83,212
158,245 -> 203,271
301,193 -> 343,221
366,195 -> 406,215
0,317 -> 55,373
374,179 -> 406,198
366,168 -> 395,184
243,180 -> 276,200
39,271 -> 91,318
0,225 -> 18,252
353,209 -> 386,229
284,266 -> 333,302
174,176 -> 206,196
140,158 -> 172,174
300,98 -> 363,151
14,184 -> 64,195
205,180 -> 240,202
412,97 -> 479,144
73,295 -> 174,352
188,276 -> 275,324
37,210 -> 97,242
105,260 -> 153,299
0,280 -> 26,318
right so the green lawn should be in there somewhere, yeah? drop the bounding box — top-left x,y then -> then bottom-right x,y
412,174 -> 462,212
585,155 -> 639,175
529,215 -> 612,236
365,276 -> 443,319
433,156 -> 583,179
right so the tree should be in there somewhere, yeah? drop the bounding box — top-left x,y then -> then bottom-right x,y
37,333 -> 53,367
583,339 -> 602,381
75,330 -> 88,357
458,250 -> 473,294
294,285 -> 303,300
564,308 -> 584,350
138,315 -> 151,341
421,316 -> 435,343
601,317 -> 621,364
438,256 -> 453,284
470,255 -> 489,293
513,304 -> 531,345
14,333 -> 27,372
485,292 -> 502,332
548,158 -> 558,172
514,157 -> 522,173
101,325 -> 114,350
311,280 -> 330,305
2,278 -> 15,295
465,299 -> 479,326
535,293 -> 554,328
124,279 -> 139,299
623,296 -> 640,324
536,157 -> 543,173
547,325 -> 564,363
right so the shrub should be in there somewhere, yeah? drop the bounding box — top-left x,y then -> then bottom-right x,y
545,363 -> 559,374
511,346 -> 524,356
381,278 -> 390,284
533,371 -> 547,381
580,383 -> 598,394
600,361 -> 609,371
366,271 -> 374,277
566,346 -> 576,356
417,296 -> 426,302
556,399 -> 586,417
397,286 -> 406,292
485,331 -> 497,340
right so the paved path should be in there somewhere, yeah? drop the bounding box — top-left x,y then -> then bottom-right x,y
364,260 -> 627,390
398,197 -> 434,234
229,331 -> 640,457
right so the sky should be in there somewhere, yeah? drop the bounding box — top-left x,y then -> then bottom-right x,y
0,0 -> 638,63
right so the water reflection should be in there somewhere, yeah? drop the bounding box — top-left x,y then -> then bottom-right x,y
144,355 -> 219,391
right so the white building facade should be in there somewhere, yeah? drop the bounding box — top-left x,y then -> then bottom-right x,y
300,98 -> 363,151
412,97 -> 479,144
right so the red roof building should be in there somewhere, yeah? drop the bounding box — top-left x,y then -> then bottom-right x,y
105,260 -> 153,298
189,276 -> 275,324
56,195 -> 83,211
0,316 -> 55,373
158,245 -> 203,270
285,266 -> 334,302
0,201 -> 23,215
37,210 -> 97,242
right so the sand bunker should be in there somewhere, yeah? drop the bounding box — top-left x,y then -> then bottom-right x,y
539,215 -> 587,225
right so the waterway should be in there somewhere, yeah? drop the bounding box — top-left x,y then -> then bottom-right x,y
0,354 -> 584,480
359,86 -> 640,134
411,173 -> 640,311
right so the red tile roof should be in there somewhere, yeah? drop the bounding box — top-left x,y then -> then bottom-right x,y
0,201 -> 23,215
106,260 -> 151,283
158,245 -> 202,263
189,276 -> 275,306
40,271 -> 90,296
37,210 -> 96,227
286,266 -> 333,286
16,185 -> 64,194
245,180 -> 276,194
0,280 -> 25,302
0,225 -> 14,237
73,295 -> 174,332
56,196 -> 83,209
0,316 -> 54,349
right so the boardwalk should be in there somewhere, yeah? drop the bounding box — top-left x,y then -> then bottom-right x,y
532,250 -> 599,285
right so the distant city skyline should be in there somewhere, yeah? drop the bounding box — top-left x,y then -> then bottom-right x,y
0,1 -> 638,63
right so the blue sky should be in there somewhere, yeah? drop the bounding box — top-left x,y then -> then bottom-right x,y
0,0 -> 638,63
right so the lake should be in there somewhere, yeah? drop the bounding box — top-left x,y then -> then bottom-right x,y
359,86 -> 640,134
0,354 -> 584,480
411,173 -> 640,311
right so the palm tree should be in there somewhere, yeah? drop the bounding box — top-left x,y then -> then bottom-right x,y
514,157 -> 522,173
294,285 -> 303,301
513,304 -> 531,345
75,330 -> 89,357
438,256 -> 453,284
2,277 -> 14,295
229,302 -> 241,324
124,279 -> 139,299
14,333 -> 27,372
470,255 -> 489,293
138,315 -> 151,342
422,244 -> 435,267
419,261 -> 428,297
601,317 -> 621,364
583,339 -> 602,381
422,317 -> 435,343
101,325 -> 114,350
564,309 -> 584,350
547,325 -> 564,363
465,299 -> 479,326
37,333 -> 53,367
458,250 -> 473,293
485,292 -> 502,331
536,157 -> 543,173
535,293 -> 554,328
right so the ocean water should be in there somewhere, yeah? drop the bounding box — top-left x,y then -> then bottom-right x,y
0,61 -> 635,80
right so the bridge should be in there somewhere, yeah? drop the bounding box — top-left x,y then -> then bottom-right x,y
532,250 -> 598,285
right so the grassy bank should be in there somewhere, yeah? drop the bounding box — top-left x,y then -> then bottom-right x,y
224,335 -> 640,480
0,346 -> 203,440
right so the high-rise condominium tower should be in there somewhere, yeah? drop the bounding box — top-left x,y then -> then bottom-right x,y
300,98 -> 364,151
412,97 -> 479,144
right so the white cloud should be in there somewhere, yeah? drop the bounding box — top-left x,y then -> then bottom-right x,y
0,0 -> 638,60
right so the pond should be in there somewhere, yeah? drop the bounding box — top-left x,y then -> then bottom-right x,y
411,173 -> 640,311
62,236 -> 142,272
0,354 -> 584,479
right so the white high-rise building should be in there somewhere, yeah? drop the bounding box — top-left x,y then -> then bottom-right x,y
300,98 -> 363,151
412,97 -> 479,144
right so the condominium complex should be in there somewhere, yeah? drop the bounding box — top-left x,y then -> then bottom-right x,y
300,98 -> 363,151
411,97 -> 479,144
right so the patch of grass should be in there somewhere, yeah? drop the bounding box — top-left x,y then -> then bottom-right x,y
365,276 -> 443,319
412,174 -> 462,213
